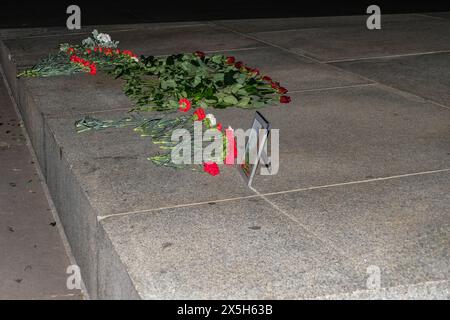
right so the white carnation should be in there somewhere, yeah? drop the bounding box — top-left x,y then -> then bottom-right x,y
96,33 -> 112,44
205,114 -> 216,126
131,56 -> 139,62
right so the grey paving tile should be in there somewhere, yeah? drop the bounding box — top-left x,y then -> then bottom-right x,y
267,172 -> 450,288
100,197 -> 365,299
21,73 -> 132,115
209,85 -> 450,193
213,47 -> 370,92
0,77 -> 81,299
44,110 -> 255,217
0,145 -> 75,299
332,52 -> 450,107
0,22 -> 207,40
250,19 -> 450,62
423,12 -> 450,20
4,24 -> 265,68
320,280 -> 450,299
213,14 -> 433,33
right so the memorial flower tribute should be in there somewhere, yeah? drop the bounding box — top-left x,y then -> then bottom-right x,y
19,30 -> 291,176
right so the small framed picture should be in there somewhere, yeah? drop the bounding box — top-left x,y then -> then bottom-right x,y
239,111 -> 270,188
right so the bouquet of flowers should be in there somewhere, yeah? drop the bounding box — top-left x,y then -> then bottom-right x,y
19,30 -> 292,176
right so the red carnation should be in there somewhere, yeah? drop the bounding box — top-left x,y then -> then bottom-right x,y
193,108 -> 206,121
178,98 -> 191,112
280,96 -> 291,104
203,162 -> 220,176
89,64 -> 97,75
278,87 -> 288,94
194,51 -> 205,58
216,123 -> 222,131
226,56 -> 235,64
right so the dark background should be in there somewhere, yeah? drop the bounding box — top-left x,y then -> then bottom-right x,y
1,0 -> 450,28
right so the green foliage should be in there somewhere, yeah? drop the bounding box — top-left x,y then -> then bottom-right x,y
113,53 -> 280,111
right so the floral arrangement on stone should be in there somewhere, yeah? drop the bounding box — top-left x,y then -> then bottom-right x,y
19,31 -> 291,176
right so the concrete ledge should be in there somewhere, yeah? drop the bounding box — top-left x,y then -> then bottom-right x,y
1,19 -> 448,299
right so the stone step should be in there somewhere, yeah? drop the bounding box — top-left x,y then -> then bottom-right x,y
1,18 -> 448,299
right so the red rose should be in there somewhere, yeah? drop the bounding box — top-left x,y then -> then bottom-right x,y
115,49 -> 120,54
67,47 -> 75,54
280,96 -> 291,104
270,82 -> 279,89
195,51 -> 205,58
262,76 -> 272,82
203,162 -> 220,176
278,87 -> 288,94
216,123 -> 222,131
86,49 -> 92,54
234,61 -> 243,69
178,98 -> 191,112
226,56 -> 235,64
252,68 -> 260,75
193,108 -> 206,121
94,47 -> 98,52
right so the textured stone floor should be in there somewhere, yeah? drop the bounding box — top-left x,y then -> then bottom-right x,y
0,12 -> 449,299
0,73 -> 83,299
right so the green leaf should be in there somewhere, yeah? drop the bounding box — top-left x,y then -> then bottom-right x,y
237,96 -> 251,107
223,95 -> 238,105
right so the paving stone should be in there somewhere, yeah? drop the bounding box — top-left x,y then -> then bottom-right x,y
0,22 -> 207,40
3,24 -> 265,68
214,47 -> 371,92
208,85 -> 450,194
321,280 -> 450,299
423,12 -> 450,20
0,75 -> 82,300
332,52 -> 450,107
267,172 -> 450,288
250,19 -> 450,62
44,110 -> 256,217
213,14 -> 434,33
100,197 -> 365,299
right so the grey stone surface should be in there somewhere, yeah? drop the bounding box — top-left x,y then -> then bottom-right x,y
3,24 -> 265,69
2,17 -> 449,299
250,19 -> 450,62
214,47 -> 371,92
213,14 -> 434,34
423,12 -> 450,20
100,197 -> 365,299
0,74 -> 82,299
332,52 -> 450,107
97,223 -> 141,299
0,22 -> 207,40
267,172 -> 450,289
320,280 -> 450,299
44,110 -> 255,217
209,85 -> 450,194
